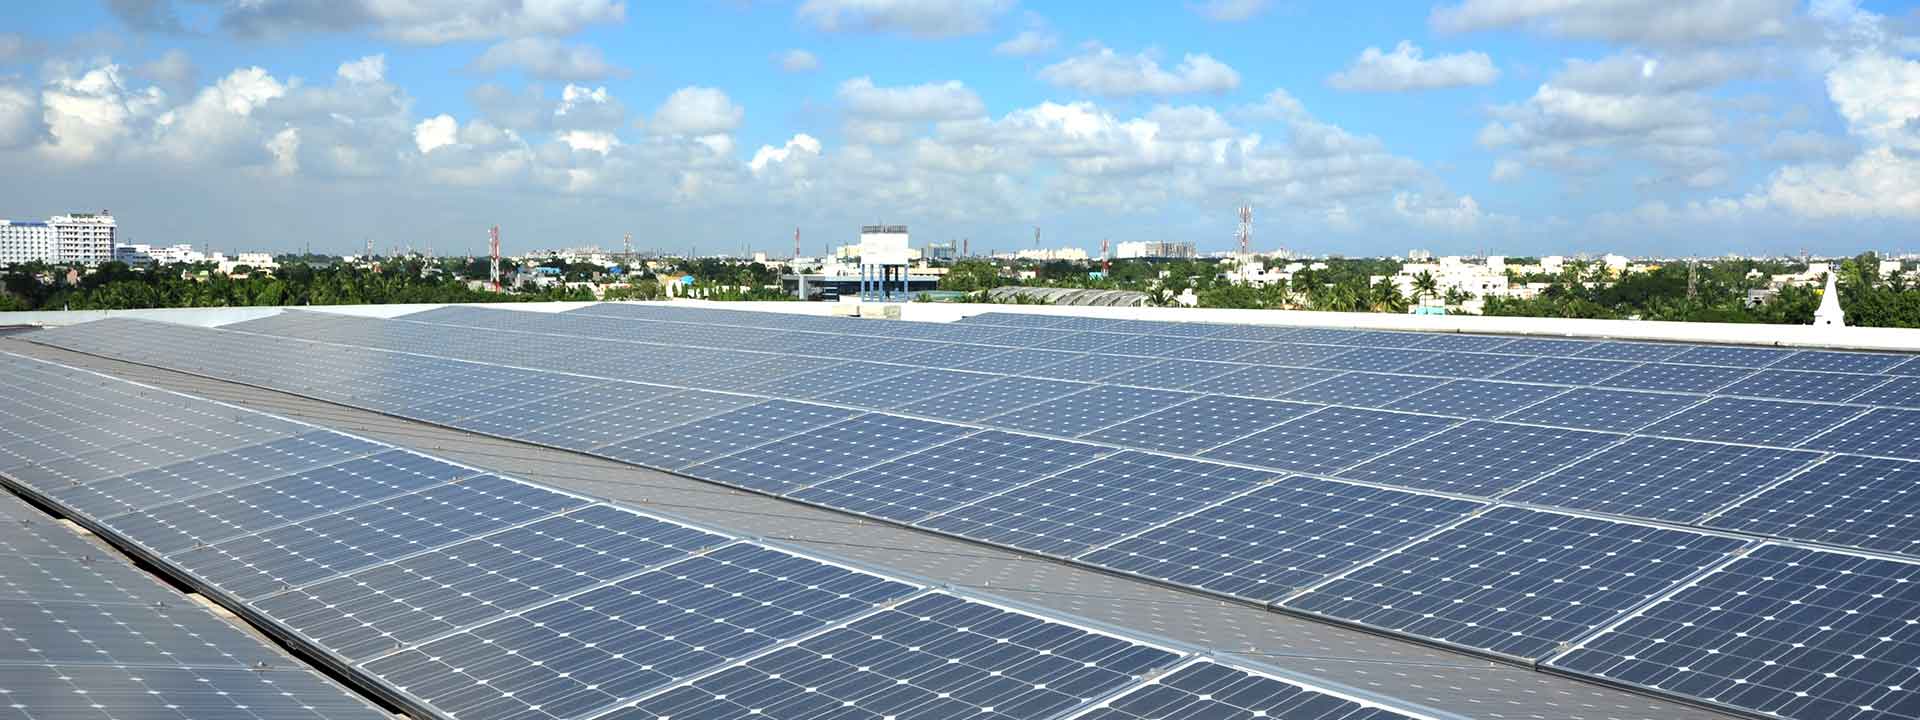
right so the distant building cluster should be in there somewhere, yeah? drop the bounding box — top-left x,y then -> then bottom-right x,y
0,211 -> 116,266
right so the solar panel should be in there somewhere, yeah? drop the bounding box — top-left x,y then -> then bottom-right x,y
1496,337 -> 1601,356
598,592 -> 1183,720
823,368 -> 995,409
1084,396 -> 1321,455
1180,365 -> 1349,398
0,596 -> 294,668
1504,438 -> 1822,524
1893,357 -> 1920,376
594,400 -> 862,470
1602,363 -> 1755,394
790,430 -> 1115,523
1035,331 -> 1132,353
1283,328 -> 1368,345
895,342 -> 1008,369
1576,342 -> 1687,363
1200,407 -> 1459,476
1159,338 -> 1269,362
1286,507 -> 1749,659
1499,388 -> 1703,433
361,543 -> 921,720
1704,454 -> 1920,556
683,415 -> 976,495
1663,344 -> 1797,368
686,354 -> 846,393
1099,333 -> 1223,358
1310,348 -> 1430,373
519,389 -> 759,451
1717,369 -> 1888,403
50,430 -> 387,519
1072,659 -> 1430,720
0,665 -> 390,720
1550,544 -> 1920,720
1859,376 -> 1920,409
951,347 -> 1086,376
1409,334 -> 1516,353
1641,397 -> 1866,446
1079,475 -> 1483,603
1336,421 -> 1622,497
255,504 -> 729,660
984,385 -> 1203,437
1382,380 -> 1569,418
905,375 -> 1091,422
1231,342 -> 1361,368
1799,407 -> 1920,459
918,450 -> 1280,557
1024,352 -> 1151,383
1770,349 -> 1910,374
1392,352 -> 1529,379
744,361 -> 910,399
1280,372 -> 1448,408
1112,358 -> 1246,391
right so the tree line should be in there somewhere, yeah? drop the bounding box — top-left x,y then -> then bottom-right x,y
0,259 -> 593,312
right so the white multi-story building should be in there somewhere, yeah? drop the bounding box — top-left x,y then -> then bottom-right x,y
1115,241 -> 1197,259
0,211 -> 116,265
115,243 -> 209,265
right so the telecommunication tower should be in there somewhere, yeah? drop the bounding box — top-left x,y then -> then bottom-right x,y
1100,237 -> 1111,275
623,232 -> 633,258
794,227 -> 801,260
488,225 -> 502,292
1237,203 -> 1253,256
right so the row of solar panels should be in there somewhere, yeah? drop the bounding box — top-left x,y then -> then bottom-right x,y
27,312 -> 1920,720
220,307 -> 1920,554
0,351 -> 1438,720
0,424 -> 392,717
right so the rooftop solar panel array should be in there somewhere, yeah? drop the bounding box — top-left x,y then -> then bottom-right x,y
0,350 -> 1441,720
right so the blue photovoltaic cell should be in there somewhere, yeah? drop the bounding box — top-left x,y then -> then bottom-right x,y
1181,365 -> 1349,399
1602,363 -> 1755,394
1280,372 -> 1448,408
1718,369 -> 1888,403
1576,342 -> 1687,363
1085,396 -> 1321,454
918,450 -> 1280,557
1552,544 -> 1920,720
1077,660 -> 1424,720
1284,328 -> 1367,345
1500,388 -> 1703,433
1860,376 -> 1920,409
984,385 -> 1202,437
1893,356 -> 1920,376
1310,348 -> 1430,373
682,415 -> 975,494
1801,407 -> 1920,460
1505,438 -> 1821,524
363,543 -> 921,720
1204,324 -> 1306,342
1663,344 -> 1798,368
1392,352 -> 1529,379
1770,349 -> 1911,374
1201,407 -> 1459,476
1337,421 -> 1622,497
601,592 -> 1182,720
1025,353 -> 1151,383
1642,396 -> 1866,447
1492,357 -> 1638,386
1112,359 -> 1246,391
1286,507 -> 1749,659
791,430 -> 1115,523
1343,331 -> 1433,349
594,400 -> 862,470
1231,343 -> 1360,368
1383,380 -> 1569,419
745,361 -> 911,399
1705,454 -> 1920,556
1080,475 -> 1483,602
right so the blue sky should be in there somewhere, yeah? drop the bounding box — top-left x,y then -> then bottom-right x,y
1,1 -> 1917,257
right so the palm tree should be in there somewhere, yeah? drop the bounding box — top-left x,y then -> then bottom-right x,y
1410,271 -> 1438,305
1370,279 -> 1407,313
1443,287 -> 1474,311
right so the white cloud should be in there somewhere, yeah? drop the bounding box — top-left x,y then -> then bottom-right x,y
557,129 -> 619,154
839,77 -> 986,145
1328,41 -> 1498,92
650,87 -> 743,136
266,127 -> 299,175
133,49 -> 196,94
1826,50 -> 1920,151
1394,192 -> 1486,231
797,0 -> 1012,37
415,114 -> 458,153
1762,130 -> 1858,163
39,63 -> 165,163
0,82 -> 46,149
1191,0 -> 1269,22
1430,0 -> 1799,45
995,29 -> 1058,56
553,83 -> 627,131
1039,47 -> 1241,97
777,49 -> 820,73
1757,146 -> 1920,217
1478,53 -> 1730,186
337,54 -> 385,84
750,133 -> 823,173
468,37 -> 624,81
214,0 -> 628,44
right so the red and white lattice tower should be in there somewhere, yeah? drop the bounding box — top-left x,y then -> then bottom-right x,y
1101,237 -> 1110,275
1237,203 -> 1253,257
794,227 -> 801,260
488,225 -> 502,292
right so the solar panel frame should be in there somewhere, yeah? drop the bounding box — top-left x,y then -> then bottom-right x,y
1067,658 -> 1435,720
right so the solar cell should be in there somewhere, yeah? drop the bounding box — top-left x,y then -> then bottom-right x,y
1603,363 -> 1755,394
685,355 -> 845,393
1798,407 -> 1920,459
1500,388 -> 1703,433
1284,328 -> 1368,345
1280,372 -> 1448,408
599,592 -> 1183,720
1034,331 -> 1132,353
1080,475 -> 1483,602
1286,507 -> 1749,659
1576,342 -> 1687,363
1496,337 -> 1601,356
255,504 -> 729,660
744,361 -> 912,400
1717,369 -> 1888,402
1859,376 -> 1920,409
1642,396 -> 1866,446
1202,324 -> 1306,342
519,389 -> 759,451
1408,334 -> 1516,353
0,596 -> 290,668
1023,352 -> 1151,383
1337,421 -> 1622,497
362,543 -> 920,720
1663,345 -> 1797,368
1382,380 -> 1569,418
1100,334 -> 1219,358
683,415 -> 975,494
0,665 -> 390,720
984,385 -> 1203,437
1072,660 -> 1430,720
1392,352 -> 1529,379
1180,365 -> 1350,398
1201,407 -> 1460,476
1231,343 -> 1360,368
594,400 -> 861,470
1770,349 -> 1910,374
790,430 -> 1115,522
1892,356 -> 1920,376
824,368 -> 994,409
1110,358 -> 1245,391
1310,348 -> 1430,373
1504,438 -> 1821,524
1158,338 -> 1270,362
1084,396 -> 1321,454
894,342 -> 1009,369
1704,454 -> 1920,556
1343,331 -> 1434,349
50,431 -> 387,518
1551,544 -> 1920,720
906,375 -> 1092,422
951,347 -> 1086,376
918,450 -> 1280,557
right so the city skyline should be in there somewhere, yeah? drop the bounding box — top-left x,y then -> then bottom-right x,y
1,1 -> 1917,257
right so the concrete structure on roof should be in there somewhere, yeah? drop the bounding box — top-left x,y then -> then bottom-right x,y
1815,272 -> 1845,327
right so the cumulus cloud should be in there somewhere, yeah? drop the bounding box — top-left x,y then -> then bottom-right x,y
995,29 -> 1059,56
797,0 -> 1012,38
776,49 -> 820,73
134,49 -> 197,95
415,114 -> 458,153
1394,192 -> 1486,231
1327,42 -> 1498,92
650,87 -> 743,136
467,37 -> 624,81
838,77 -> 985,144
210,0 -> 626,44
1756,146 -> 1920,218
1826,50 -> 1920,151
1040,47 -> 1241,97
0,82 -> 48,149
1190,0 -> 1270,22
553,83 -> 627,131
1430,0 -> 1799,45
751,134 -> 823,174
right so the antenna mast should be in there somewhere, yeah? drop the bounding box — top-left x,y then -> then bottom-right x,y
1237,203 -> 1253,257
488,225 -> 502,292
